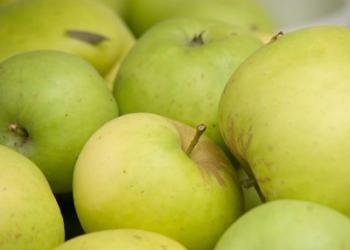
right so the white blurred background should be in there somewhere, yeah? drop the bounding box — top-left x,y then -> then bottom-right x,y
258,0 -> 350,31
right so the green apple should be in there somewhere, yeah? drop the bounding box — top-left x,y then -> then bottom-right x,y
114,18 -> 263,150
98,0 -> 128,18
0,145 -> 64,249
73,113 -> 243,250
0,0 -> 15,6
214,200 -> 350,250
0,0 -> 134,75
55,229 -> 186,250
125,0 -> 274,37
0,50 -> 118,194
219,26 -> 350,215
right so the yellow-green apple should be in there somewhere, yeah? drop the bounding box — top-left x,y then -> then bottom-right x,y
55,229 -> 186,250
0,145 -> 64,249
73,113 -> 243,250
98,0 -> 129,18
0,0 -> 134,76
214,200 -> 350,250
0,0 -> 15,6
114,18 -> 263,150
0,50 -> 118,194
125,0 -> 274,37
219,26 -> 350,215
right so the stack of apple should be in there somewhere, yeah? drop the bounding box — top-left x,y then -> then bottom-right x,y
2,0 -> 350,250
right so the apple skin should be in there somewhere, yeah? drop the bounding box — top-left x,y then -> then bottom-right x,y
0,145 -> 64,249
219,26 -> 350,215
214,200 -> 350,250
125,0 -> 274,37
54,229 -> 186,250
114,18 -> 263,150
0,0 -> 134,75
0,50 -> 118,194
73,113 -> 243,250
98,0 -> 128,18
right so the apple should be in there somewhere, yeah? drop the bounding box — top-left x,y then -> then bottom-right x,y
214,200 -> 350,250
0,50 -> 118,194
125,0 -> 274,37
114,18 -> 263,150
73,113 -> 243,250
0,145 -> 64,249
0,0 -> 135,76
0,0 -> 14,6
219,26 -> 350,215
54,229 -> 186,250
98,0 -> 128,18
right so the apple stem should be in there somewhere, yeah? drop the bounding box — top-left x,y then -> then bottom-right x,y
186,124 -> 207,155
8,123 -> 29,139
190,31 -> 206,46
269,31 -> 284,43
240,164 -> 266,202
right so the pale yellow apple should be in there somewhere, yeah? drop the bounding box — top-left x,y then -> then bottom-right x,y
55,229 -> 186,250
73,113 -> 243,250
0,145 -> 64,249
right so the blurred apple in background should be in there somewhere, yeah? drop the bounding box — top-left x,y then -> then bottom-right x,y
0,50 -> 118,194
98,0 -> 129,18
55,229 -> 187,250
0,145 -> 64,250
125,0 -> 274,37
214,200 -> 350,250
219,26 -> 350,216
257,0 -> 349,30
73,113 -> 243,250
0,0 -> 134,78
114,18 -> 263,150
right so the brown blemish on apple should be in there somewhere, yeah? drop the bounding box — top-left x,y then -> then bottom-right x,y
257,176 -> 271,184
133,234 -> 142,240
250,24 -> 259,31
65,30 -> 109,45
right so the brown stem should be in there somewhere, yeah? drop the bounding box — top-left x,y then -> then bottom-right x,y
190,31 -> 206,46
186,124 -> 207,155
240,163 -> 266,202
269,31 -> 284,43
8,123 -> 29,138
